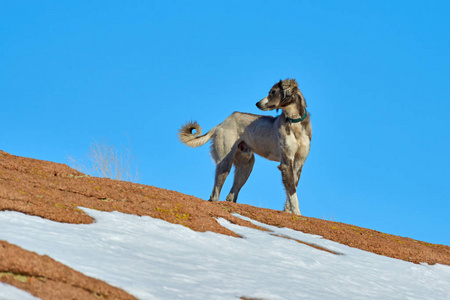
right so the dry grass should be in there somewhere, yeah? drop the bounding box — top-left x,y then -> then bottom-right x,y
67,139 -> 140,183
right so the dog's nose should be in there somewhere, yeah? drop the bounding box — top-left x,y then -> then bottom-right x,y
256,102 -> 262,109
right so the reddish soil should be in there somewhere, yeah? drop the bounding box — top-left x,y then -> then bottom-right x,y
0,240 -> 135,300
1,150 -> 449,299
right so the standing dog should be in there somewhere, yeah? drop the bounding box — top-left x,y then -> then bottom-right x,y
178,79 -> 312,215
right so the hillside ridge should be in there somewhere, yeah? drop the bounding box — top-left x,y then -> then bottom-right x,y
1,150 -> 449,298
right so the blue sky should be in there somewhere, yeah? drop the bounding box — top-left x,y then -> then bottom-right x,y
1,1 -> 449,246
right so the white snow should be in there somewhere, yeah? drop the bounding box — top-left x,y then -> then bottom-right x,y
0,282 -> 39,300
0,208 -> 449,300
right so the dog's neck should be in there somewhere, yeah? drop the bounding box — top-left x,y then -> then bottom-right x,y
281,103 -> 307,123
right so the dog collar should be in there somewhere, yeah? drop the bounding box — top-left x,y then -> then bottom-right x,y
287,110 -> 308,123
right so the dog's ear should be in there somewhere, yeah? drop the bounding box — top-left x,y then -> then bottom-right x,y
280,79 -> 299,107
296,89 -> 307,111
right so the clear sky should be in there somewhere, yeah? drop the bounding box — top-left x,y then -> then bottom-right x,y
2,1 -> 449,246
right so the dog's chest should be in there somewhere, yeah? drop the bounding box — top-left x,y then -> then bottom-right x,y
283,124 -> 311,160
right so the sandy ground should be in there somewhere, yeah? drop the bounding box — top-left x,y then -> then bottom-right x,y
1,150 -> 449,299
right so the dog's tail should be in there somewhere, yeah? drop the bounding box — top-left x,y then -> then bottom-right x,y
178,121 -> 218,148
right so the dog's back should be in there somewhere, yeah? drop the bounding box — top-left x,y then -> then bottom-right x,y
218,112 -> 281,162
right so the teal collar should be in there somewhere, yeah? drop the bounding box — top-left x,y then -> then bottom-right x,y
286,110 -> 308,123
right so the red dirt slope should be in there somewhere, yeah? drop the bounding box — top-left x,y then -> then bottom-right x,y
1,150 -> 449,299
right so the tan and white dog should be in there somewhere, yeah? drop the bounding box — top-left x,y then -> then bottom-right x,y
179,79 -> 312,215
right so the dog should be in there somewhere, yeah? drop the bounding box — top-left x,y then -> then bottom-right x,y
178,79 -> 312,215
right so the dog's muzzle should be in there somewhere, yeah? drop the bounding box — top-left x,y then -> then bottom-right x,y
256,97 -> 274,111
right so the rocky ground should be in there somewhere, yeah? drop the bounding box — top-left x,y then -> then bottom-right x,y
1,150 -> 449,299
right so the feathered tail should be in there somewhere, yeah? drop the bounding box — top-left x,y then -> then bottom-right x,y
178,121 -> 218,148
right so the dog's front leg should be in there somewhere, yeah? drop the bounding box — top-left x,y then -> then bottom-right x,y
278,160 -> 301,215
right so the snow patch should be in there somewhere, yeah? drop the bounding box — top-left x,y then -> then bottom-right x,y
0,282 -> 39,300
0,208 -> 449,299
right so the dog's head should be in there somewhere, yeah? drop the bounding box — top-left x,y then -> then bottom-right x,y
256,79 -> 306,112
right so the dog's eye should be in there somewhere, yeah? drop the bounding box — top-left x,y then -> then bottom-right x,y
270,90 -> 276,95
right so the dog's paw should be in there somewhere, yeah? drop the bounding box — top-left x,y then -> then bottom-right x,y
225,193 -> 236,203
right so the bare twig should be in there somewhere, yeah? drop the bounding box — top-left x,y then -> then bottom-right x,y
67,138 -> 140,183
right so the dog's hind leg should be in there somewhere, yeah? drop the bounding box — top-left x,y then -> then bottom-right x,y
226,143 -> 255,203
209,153 -> 235,202
209,130 -> 239,202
